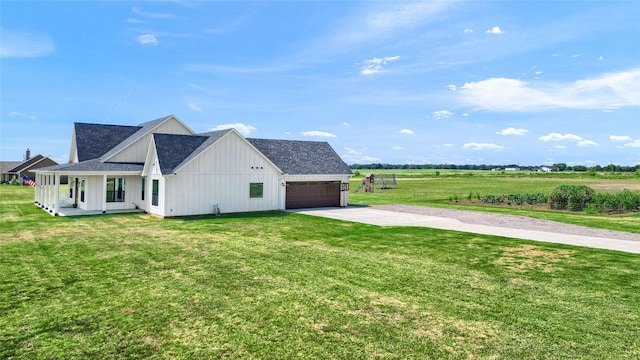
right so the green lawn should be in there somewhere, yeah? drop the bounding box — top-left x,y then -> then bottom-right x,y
350,173 -> 640,234
1,185 -> 639,359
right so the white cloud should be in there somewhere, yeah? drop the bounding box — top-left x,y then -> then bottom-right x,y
539,133 -> 583,142
623,140 -> 640,148
136,34 -> 158,45
8,112 -> 37,120
341,147 -> 380,164
342,122 -> 351,127
464,28 -> 474,33
0,30 -> 54,58
447,84 -> 457,91
335,1 -> 454,48
555,145 -> 566,149
463,142 -> 507,151
392,146 -> 404,150
433,110 -> 453,119
210,123 -> 257,136
186,101 -> 202,112
400,129 -> 414,134
497,127 -> 528,136
360,156 -> 382,163
344,147 -> 362,156
458,68 -> 640,111
188,83 -> 206,91
610,135 -> 632,142
132,7 -> 178,19
486,26 -> 504,34
300,130 -> 336,138
577,140 -> 598,147
443,143 -> 454,147
125,18 -> 145,24
360,55 -> 400,75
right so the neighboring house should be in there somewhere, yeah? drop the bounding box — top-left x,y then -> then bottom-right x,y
0,149 -> 58,184
0,161 -> 21,183
34,115 -> 352,217
538,166 -> 553,173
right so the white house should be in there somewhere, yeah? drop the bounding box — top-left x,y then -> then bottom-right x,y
34,115 -> 352,217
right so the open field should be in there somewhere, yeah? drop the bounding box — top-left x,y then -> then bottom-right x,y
349,171 -> 640,234
2,185 -> 640,359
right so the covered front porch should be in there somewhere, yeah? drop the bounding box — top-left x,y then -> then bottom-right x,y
55,207 -> 145,217
34,161 -> 145,216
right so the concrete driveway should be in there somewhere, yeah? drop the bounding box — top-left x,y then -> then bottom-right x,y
288,207 -> 640,254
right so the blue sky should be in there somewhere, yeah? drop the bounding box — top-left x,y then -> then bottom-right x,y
2,1 -> 639,166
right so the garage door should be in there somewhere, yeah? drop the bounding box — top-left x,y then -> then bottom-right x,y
286,181 -> 340,209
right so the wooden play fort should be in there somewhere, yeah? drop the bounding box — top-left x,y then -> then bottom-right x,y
354,173 -> 397,192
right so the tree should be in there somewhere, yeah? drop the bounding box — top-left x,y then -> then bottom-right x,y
553,163 -> 567,171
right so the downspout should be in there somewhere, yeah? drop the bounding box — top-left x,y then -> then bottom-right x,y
102,174 -> 107,213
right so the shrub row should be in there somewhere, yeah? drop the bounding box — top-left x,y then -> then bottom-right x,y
549,185 -> 595,211
587,189 -> 640,214
479,185 -> 640,214
481,193 -> 548,206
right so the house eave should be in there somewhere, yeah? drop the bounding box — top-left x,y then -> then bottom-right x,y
33,169 -> 142,176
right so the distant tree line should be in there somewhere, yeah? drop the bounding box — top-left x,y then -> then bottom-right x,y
349,163 -> 640,173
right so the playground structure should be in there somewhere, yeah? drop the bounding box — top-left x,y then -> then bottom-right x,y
354,173 -> 397,193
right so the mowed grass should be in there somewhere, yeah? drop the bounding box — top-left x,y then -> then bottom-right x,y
350,172 -> 640,234
1,185 -> 639,359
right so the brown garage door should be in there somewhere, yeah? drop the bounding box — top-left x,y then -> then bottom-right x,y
286,181 -> 340,209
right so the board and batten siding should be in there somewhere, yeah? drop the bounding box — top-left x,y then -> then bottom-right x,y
76,175 -> 141,211
146,154 -> 166,217
107,118 -> 193,163
163,132 -> 283,216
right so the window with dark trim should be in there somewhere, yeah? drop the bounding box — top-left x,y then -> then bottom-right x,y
152,179 -> 159,206
80,178 -> 85,202
106,178 -> 126,202
141,178 -> 145,201
249,182 -> 263,198
69,177 -> 74,198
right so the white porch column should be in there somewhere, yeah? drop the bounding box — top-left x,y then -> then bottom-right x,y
43,175 -> 49,210
102,174 -> 107,213
48,175 -> 53,212
38,173 -> 43,205
35,174 -> 40,205
54,173 -> 61,216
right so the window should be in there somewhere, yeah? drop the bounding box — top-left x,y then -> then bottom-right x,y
141,177 -> 145,201
152,179 -> 159,206
69,177 -> 74,198
80,178 -> 85,202
106,178 -> 126,202
249,182 -> 263,198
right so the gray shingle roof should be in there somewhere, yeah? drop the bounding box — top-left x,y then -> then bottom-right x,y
246,138 -> 352,175
99,115 -> 172,161
75,123 -> 141,162
153,133 -> 210,174
0,161 -> 21,173
171,129 -> 232,171
36,159 -> 144,173
7,154 -> 47,172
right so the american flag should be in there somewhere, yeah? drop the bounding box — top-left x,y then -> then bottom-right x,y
22,175 -> 36,187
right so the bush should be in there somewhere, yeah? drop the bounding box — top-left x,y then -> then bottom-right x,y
481,193 -> 548,206
549,185 -> 594,211
590,189 -> 640,214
